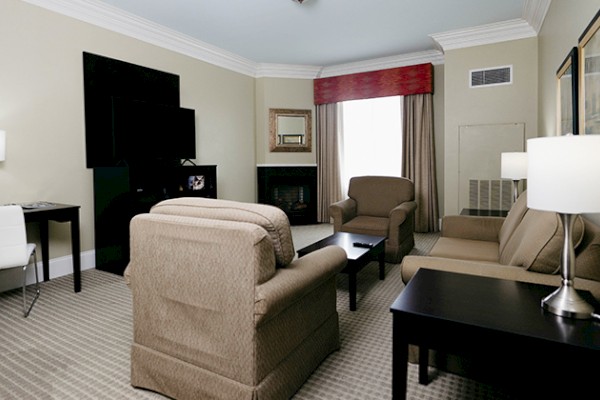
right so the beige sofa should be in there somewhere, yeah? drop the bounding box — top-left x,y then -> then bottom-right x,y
401,191 -> 600,300
400,191 -> 600,374
125,198 -> 347,400
330,175 -> 417,263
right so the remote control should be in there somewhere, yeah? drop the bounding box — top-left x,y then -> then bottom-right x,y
353,242 -> 373,248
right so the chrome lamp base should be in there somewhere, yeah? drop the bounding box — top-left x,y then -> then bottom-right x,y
542,284 -> 594,319
542,213 -> 595,320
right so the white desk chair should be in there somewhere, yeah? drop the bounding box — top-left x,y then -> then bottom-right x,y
0,205 -> 40,317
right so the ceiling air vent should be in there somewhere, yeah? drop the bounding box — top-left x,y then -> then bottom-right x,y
469,65 -> 512,88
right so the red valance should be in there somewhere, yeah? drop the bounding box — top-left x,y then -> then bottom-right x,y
314,63 -> 433,105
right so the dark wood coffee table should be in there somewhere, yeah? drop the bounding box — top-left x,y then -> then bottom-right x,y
390,269 -> 600,399
297,232 -> 385,311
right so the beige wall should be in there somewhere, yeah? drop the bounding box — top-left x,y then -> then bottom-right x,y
443,38 -> 539,215
538,0 -> 600,225
0,0 -> 255,278
538,0 -> 600,137
255,77 -> 316,167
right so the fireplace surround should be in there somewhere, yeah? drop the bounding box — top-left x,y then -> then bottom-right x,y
257,166 -> 317,225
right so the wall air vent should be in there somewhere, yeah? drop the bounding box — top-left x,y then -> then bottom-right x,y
469,65 -> 512,88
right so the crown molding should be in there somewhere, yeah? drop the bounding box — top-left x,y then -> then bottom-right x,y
23,0 -> 546,79
523,0 -> 552,33
23,0 -> 259,77
430,18 -> 537,52
254,64 -> 323,79
317,50 -> 444,78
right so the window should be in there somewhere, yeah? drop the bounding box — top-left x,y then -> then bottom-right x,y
339,95 -> 403,193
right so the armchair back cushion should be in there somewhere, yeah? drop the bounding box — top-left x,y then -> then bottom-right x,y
151,197 -> 295,267
348,176 -> 414,217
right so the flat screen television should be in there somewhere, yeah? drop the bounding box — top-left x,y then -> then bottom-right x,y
111,97 -> 196,164
83,52 -> 182,167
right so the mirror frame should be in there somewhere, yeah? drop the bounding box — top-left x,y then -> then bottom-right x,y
556,47 -> 579,135
578,9 -> 600,135
269,108 -> 312,152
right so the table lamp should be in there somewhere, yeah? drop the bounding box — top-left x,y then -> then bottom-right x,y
527,135 -> 600,319
0,130 -> 5,161
501,152 -> 527,203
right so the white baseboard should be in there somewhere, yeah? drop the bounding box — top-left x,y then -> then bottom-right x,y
0,250 -> 96,292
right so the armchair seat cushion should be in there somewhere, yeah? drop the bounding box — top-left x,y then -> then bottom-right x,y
340,216 -> 389,238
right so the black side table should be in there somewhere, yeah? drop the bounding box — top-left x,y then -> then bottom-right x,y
390,269 -> 600,399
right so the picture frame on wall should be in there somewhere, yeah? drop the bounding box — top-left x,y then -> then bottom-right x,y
557,47 -> 579,135
578,9 -> 600,135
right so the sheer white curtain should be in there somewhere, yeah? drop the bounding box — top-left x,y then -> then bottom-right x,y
339,95 -> 403,196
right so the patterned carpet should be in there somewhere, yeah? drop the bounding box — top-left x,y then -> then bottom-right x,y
0,225 -> 513,399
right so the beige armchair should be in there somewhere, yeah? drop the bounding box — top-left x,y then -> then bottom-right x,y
125,198 -> 347,400
330,176 -> 417,263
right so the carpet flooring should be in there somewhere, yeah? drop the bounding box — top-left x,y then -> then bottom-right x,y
0,224 -> 513,399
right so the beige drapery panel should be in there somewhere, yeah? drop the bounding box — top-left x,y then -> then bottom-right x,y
402,93 -> 439,232
316,103 -> 343,223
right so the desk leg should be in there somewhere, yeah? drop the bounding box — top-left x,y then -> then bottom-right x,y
392,315 -> 408,400
71,211 -> 81,293
39,221 -> 50,282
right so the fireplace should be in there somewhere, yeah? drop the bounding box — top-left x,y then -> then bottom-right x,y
257,166 -> 317,225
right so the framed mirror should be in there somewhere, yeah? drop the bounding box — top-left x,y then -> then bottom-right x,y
579,9 -> 600,135
269,108 -> 312,152
556,47 -> 579,135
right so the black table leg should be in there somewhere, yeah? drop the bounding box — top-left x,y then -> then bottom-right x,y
348,268 -> 357,311
378,249 -> 385,280
392,315 -> 408,400
71,210 -> 81,292
419,346 -> 429,384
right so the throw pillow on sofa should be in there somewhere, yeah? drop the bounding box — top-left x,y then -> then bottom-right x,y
499,209 -> 584,274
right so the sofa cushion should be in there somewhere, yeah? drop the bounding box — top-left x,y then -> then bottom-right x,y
498,191 -> 529,254
499,210 -> 584,273
429,237 -> 500,262
151,198 -> 295,267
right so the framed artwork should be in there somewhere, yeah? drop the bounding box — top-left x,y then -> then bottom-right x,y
579,9 -> 600,135
557,47 -> 579,135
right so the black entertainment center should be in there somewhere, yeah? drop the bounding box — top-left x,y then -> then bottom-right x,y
83,52 -> 217,275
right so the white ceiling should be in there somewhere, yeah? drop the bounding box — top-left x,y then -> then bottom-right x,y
26,0 -> 550,77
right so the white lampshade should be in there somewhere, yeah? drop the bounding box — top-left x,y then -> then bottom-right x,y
0,130 -> 5,162
528,135 -> 600,214
501,152 -> 528,179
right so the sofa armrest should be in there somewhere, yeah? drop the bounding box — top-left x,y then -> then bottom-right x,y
254,245 -> 347,325
329,198 -> 357,231
441,215 -> 505,242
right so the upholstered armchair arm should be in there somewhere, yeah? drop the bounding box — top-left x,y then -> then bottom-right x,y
387,201 -> 417,242
329,198 -> 357,231
254,245 -> 347,325
389,201 -> 417,226
441,215 -> 505,242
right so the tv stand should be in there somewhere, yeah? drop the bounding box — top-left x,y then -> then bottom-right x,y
93,164 -> 216,275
